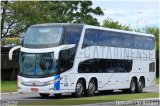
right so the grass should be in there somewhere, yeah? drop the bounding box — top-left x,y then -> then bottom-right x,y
20,93 -> 159,105
156,77 -> 159,84
0,81 -> 17,92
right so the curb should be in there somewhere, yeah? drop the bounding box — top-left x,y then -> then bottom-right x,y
140,98 -> 160,100
80,98 -> 160,106
0,92 -> 18,95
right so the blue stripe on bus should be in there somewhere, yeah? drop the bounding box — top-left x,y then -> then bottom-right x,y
54,74 -> 60,90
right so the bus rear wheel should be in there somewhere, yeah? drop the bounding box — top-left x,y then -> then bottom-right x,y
39,93 -> 50,98
122,78 -> 136,93
86,79 -> 96,96
136,78 -> 144,93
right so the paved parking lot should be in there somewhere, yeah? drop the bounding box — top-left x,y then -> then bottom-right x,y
1,84 -> 159,106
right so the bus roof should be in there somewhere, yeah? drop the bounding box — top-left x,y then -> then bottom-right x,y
84,24 -> 154,37
30,23 -> 154,37
30,23 -> 84,27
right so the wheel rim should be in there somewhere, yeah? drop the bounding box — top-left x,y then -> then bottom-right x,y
88,82 -> 95,94
76,83 -> 83,95
138,81 -> 143,91
131,81 -> 136,91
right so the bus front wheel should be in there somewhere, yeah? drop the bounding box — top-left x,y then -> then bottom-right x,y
73,80 -> 84,97
39,93 -> 50,98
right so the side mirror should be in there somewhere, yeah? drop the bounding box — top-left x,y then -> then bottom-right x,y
9,45 -> 21,60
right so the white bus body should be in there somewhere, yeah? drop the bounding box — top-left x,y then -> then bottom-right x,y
9,23 -> 156,97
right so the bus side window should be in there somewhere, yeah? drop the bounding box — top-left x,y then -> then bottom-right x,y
149,62 -> 155,72
122,34 -> 134,48
134,36 -> 144,49
64,28 -> 81,44
97,30 -> 111,46
144,37 -> 155,50
117,60 -> 132,72
110,32 -> 122,47
82,29 -> 97,48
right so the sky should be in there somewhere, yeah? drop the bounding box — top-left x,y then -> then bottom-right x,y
92,0 -> 159,29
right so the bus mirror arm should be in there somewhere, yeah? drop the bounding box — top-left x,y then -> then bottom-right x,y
9,45 -> 21,60
60,44 -> 76,50
54,44 -> 75,59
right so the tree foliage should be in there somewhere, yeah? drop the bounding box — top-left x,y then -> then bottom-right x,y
143,27 -> 159,55
102,18 -> 159,58
1,1 -> 104,38
102,18 -> 132,31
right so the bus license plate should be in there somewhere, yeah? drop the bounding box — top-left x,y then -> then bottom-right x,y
31,88 -> 38,92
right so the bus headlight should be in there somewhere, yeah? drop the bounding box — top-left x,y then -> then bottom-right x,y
50,80 -> 54,84
46,77 -> 63,85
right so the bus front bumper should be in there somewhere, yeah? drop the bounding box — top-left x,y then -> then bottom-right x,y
18,83 -> 74,94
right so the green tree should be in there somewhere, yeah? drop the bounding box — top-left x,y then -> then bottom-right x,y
102,18 -> 132,31
1,1 -> 104,38
143,27 -> 159,55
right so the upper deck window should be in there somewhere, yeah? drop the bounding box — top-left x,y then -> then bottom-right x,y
110,32 -> 122,47
63,26 -> 83,45
24,26 -> 63,48
98,30 -> 110,46
122,34 -> 134,48
82,29 -> 97,48
143,37 -> 155,50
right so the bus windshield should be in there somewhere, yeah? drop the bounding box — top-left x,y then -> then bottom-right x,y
24,27 -> 63,48
19,52 -> 60,77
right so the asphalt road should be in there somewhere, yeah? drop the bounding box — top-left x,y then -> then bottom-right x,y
1,84 -> 159,105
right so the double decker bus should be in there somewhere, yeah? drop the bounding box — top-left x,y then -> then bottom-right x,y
9,23 -> 156,97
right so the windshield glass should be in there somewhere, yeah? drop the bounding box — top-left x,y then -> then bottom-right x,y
24,27 -> 63,48
20,52 -> 59,77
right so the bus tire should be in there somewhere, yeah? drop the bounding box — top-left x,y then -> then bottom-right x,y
86,79 -> 96,96
136,78 -> 144,93
122,78 -> 136,93
39,93 -> 50,98
54,93 -> 62,97
128,78 -> 137,93
74,79 -> 84,97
